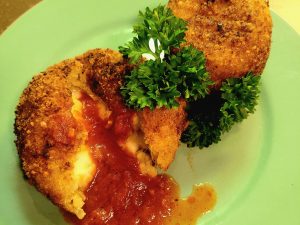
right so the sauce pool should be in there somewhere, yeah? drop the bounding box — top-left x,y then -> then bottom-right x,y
64,92 -> 216,225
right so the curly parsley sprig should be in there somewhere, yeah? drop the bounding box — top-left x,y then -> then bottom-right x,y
181,73 -> 261,148
171,46 -> 212,101
121,46 -> 213,109
119,5 -> 187,63
121,59 -> 181,109
119,5 -> 213,109
119,5 -> 261,149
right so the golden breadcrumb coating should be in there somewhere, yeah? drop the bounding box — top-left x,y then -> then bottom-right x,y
138,99 -> 188,170
168,0 -> 272,83
15,48 -> 188,218
14,49 -> 124,219
85,51 -> 188,171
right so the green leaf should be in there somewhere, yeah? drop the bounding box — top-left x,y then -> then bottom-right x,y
119,5 -> 213,110
174,46 -> 213,101
182,72 -> 261,148
119,5 -> 187,63
120,60 -> 181,110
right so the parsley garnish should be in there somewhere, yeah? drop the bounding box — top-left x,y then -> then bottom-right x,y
119,5 -> 213,109
121,59 -> 181,109
172,46 -> 212,101
119,5 -> 187,63
119,5 -> 261,149
181,73 -> 261,148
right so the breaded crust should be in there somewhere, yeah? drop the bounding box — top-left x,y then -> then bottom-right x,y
138,99 -> 187,170
14,48 -> 188,218
168,0 -> 272,83
14,49 -> 123,219
86,54 -> 188,171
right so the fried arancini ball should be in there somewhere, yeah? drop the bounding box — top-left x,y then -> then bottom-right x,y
168,0 -> 272,83
85,51 -> 188,172
14,49 -> 188,218
14,49 -> 123,219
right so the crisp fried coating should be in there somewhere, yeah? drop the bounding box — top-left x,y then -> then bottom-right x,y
86,53 -> 188,171
168,0 -> 272,83
14,49 -> 122,219
15,48 -> 188,219
138,99 -> 187,170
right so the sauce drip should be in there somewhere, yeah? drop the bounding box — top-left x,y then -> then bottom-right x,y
64,92 -> 216,225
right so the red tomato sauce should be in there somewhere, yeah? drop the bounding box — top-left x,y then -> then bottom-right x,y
64,92 -> 216,225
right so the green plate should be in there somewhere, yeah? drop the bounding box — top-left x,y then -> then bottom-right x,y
0,1 -> 300,224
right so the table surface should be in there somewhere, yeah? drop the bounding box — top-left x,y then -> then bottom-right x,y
0,0 -> 300,35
